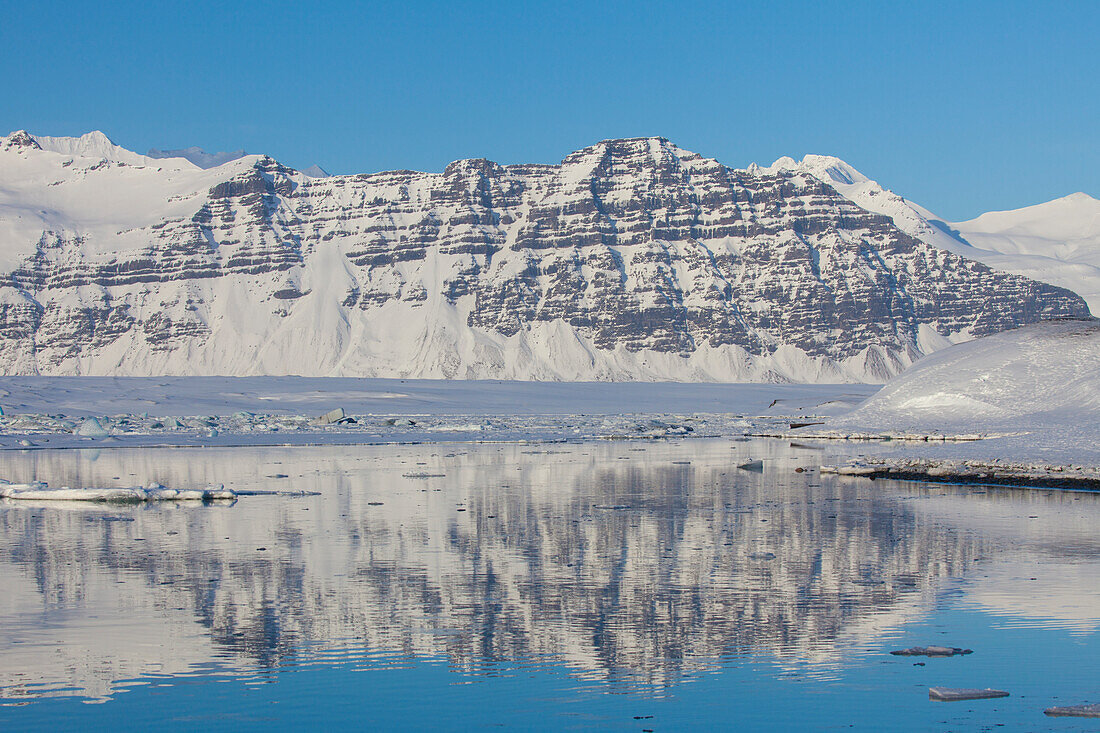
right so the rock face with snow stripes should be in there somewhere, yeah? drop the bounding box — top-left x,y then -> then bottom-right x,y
0,132 -> 1089,381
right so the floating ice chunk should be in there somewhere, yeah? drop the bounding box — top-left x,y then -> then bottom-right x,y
929,687 -> 1009,701
76,417 -> 110,437
314,407 -> 346,425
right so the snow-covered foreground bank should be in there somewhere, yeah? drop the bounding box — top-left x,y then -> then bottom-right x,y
796,319 -> 1100,482
0,378 -> 875,450
0,482 -> 236,502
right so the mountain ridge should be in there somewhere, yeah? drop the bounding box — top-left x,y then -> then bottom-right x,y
0,130 -> 1089,381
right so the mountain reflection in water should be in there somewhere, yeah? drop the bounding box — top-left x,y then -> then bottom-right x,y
0,439 -> 1097,703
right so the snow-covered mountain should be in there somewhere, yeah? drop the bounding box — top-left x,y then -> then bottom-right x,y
0,130 -> 1088,381
770,155 -> 1100,313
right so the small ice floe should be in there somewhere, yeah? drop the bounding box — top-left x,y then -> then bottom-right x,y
929,687 -> 1009,702
1044,703 -> 1100,718
0,481 -> 236,502
891,646 -> 973,657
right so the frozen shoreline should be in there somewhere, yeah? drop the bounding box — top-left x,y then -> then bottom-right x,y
821,456 -> 1100,491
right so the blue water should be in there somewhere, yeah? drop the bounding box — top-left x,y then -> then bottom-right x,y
1,440 -> 1097,730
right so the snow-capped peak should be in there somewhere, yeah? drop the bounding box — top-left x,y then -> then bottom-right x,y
1,130 -> 41,151
30,130 -> 153,167
764,154 -> 870,186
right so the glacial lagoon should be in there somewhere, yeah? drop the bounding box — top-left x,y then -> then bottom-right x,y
1,439 -> 1098,730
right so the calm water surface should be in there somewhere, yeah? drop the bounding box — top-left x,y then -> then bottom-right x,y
0,439 -> 1098,730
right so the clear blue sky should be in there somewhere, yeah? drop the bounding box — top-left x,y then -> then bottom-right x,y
3,0 -> 1096,220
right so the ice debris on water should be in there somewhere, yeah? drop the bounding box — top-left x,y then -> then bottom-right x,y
891,646 -> 972,657
634,419 -> 694,437
0,481 -> 236,502
929,687 -> 1009,702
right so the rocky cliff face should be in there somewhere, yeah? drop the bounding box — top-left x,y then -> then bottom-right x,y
0,132 -> 1089,380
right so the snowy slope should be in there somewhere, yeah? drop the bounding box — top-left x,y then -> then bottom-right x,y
768,156 -> 1100,313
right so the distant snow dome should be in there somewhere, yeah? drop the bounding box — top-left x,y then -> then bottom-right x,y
301,164 -> 330,178
950,192 -> 1100,312
147,146 -> 248,169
